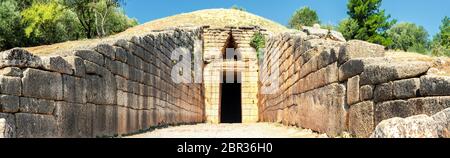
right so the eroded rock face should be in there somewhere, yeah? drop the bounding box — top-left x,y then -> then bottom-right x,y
371,108 -> 450,138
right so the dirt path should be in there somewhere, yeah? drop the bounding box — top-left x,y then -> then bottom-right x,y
126,123 -> 327,138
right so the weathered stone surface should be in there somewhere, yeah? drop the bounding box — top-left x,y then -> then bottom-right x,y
0,95 -> 19,113
0,113 -> 15,138
374,82 -> 394,103
432,108 -> 450,138
0,118 -> 5,138
63,56 -> 86,77
0,67 -> 22,77
338,40 -> 385,65
347,75 -> 360,105
22,68 -> 63,100
84,60 -> 108,76
338,58 -> 383,81
360,85 -> 373,101
374,100 -> 420,125
41,56 -> 73,74
302,25 -> 346,42
296,83 -> 347,137
408,97 -> 450,116
86,72 -> 116,105
349,101 -> 374,138
371,115 -> 439,138
420,75 -> 450,96
360,61 -> 430,85
93,105 -> 118,137
0,76 -> 21,95
20,97 -> 56,115
393,78 -> 420,99
55,102 -> 94,138
95,44 -> 115,59
0,48 -> 42,68
15,113 -> 57,138
115,47 -> 128,63
74,50 -> 104,66
63,75 -> 87,103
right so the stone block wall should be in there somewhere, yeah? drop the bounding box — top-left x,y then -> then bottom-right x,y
0,27 -> 205,138
258,31 -> 450,137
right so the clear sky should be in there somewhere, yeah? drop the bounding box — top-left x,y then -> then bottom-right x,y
123,0 -> 450,37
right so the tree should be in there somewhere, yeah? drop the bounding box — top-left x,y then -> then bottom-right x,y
288,7 -> 320,29
0,0 -> 24,50
432,16 -> 450,56
342,0 -> 396,46
21,0 -> 83,45
64,0 -> 136,38
386,22 -> 429,53
338,18 -> 359,40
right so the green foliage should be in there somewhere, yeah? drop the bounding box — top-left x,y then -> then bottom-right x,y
230,5 -> 246,11
250,32 -> 266,60
0,0 -> 23,50
21,0 -> 83,44
288,7 -> 320,29
0,0 -> 137,51
387,22 -> 429,53
338,18 -> 359,40
341,0 -> 396,46
431,16 -> 450,57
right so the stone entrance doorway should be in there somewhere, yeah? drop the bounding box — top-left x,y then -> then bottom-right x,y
203,26 -> 262,123
220,71 -> 242,123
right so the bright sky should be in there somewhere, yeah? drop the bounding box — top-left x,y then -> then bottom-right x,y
123,0 -> 450,37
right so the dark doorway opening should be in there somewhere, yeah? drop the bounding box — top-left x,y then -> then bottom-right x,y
220,71 -> 242,123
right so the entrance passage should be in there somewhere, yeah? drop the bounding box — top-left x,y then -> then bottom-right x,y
220,71 -> 242,123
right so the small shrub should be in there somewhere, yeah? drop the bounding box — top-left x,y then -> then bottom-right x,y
250,32 -> 266,60
230,5 -> 246,11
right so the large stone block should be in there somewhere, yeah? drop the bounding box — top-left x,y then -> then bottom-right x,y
22,68 -> 63,100
74,50 -> 104,66
84,60 -> 108,76
349,101 -> 374,138
55,102 -> 94,138
95,44 -> 115,59
393,78 -> 420,99
371,115 -> 439,138
338,40 -> 385,65
408,97 -> 450,116
63,56 -> 86,77
347,75 -> 360,105
93,105 -> 118,137
0,48 -> 42,68
431,108 -> 450,138
115,47 -> 128,63
296,83 -> 347,137
86,73 -> 117,105
374,100 -> 420,125
41,56 -> 73,74
0,76 -> 21,95
0,113 -> 15,138
19,97 -> 55,115
338,58 -> 379,81
420,75 -> 450,96
62,75 -> 87,104
360,85 -> 374,101
15,113 -> 57,138
0,67 -> 22,77
373,82 -> 394,103
360,61 -> 430,85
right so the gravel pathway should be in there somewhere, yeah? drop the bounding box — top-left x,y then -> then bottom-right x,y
126,123 -> 327,138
